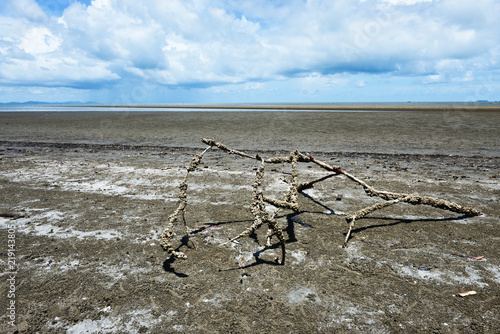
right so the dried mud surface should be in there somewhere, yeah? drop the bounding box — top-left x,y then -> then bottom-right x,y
0,111 -> 499,333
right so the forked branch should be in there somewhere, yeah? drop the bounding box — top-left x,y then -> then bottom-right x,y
159,138 -> 482,263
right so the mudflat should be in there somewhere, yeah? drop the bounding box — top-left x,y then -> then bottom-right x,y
0,109 -> 499,155
0,110 -> 499,333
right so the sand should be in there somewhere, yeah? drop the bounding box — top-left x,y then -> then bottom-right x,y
0,110 -> 499,333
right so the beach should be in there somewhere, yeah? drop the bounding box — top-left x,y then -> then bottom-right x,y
1,109 -> 499,332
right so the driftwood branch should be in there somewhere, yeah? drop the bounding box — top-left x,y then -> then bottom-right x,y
159,146 -> 211,259
159,138 -> 482,264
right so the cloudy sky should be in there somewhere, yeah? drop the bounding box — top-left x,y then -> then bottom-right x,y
0,0 -> 499,104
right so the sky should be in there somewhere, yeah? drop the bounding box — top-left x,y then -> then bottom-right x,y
0,0 -> 499,104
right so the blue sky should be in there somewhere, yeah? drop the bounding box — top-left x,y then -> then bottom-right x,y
0,0 -> 499,104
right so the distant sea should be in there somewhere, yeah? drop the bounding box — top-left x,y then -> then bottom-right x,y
1,102 -> 499,112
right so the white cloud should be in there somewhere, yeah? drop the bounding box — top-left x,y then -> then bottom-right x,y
356,80 -> 367,88
0,0 -> 499,102
382,0 -> 432,5
19,27 -> 60,54
3,0 -> 48,22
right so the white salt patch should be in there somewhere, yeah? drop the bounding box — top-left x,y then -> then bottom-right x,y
397,265 -> 445,282
220,184 -> 253,191
57,260 -> 81,272
187,183 -> 253,192
66,318 -> 116,333
10,209 -> 123,241
400,214 -> 434,220
63,179 -> 131,196
288,287 -> 320,304
123,194 -> 175,201
263,178 -> 289,193
394,264 -> 489,287
26,257 -> 82,275
467,194 -> 497,200
265,203 -> 276,214
454,266 -> 489,287
37,210 -> 65,221
0,170 -> 35,183
343,243 -> 367,261
195,168 -> 254,176
453,216 -> 481,225
236,251 -> 255,264
0,161 -> 187,200
97,263 -> 151,281
322,300 -> 386,330
202,294 -> 231,307
19,198 -> 41,205
208,201 -> 236,205
17,222 -> 122,241
290,250 -> 307,264
172,325 -> 185,332
484,264 -> 500,284
63,308 -> 172,334
336,191 -> 360,199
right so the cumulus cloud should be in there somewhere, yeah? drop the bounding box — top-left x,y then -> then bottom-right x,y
0,0 -> 499,101
382,0 -> 432,5
356,80 -> 366,88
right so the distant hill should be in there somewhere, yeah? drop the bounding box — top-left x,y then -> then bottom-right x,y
0,101 -> 98,105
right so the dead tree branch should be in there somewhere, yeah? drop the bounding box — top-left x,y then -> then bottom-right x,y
159,138 -> 482,263
159,146 -> 211,259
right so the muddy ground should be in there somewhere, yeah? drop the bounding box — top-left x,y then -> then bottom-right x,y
0,110 -> 499,333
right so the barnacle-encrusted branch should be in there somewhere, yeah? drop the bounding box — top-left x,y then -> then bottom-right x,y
160,138 -> 482,263
159,146 -> 211,259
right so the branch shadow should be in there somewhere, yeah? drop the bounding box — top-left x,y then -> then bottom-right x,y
218,247 -> 284,273
162,257 -> 189,278
186,219 -> 255,235
283,212 -> 316,243
299,190 -> 337,215
186,190 -> 341,248
185,218 -> 262,245
346,214 -> 470,238
218,213 -> 322,270
161,235 -> 192,278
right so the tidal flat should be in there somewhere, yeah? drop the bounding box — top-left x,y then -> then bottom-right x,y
0,109 -> 499,332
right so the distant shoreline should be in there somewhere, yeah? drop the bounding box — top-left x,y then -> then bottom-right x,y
85,104 -> 500,112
